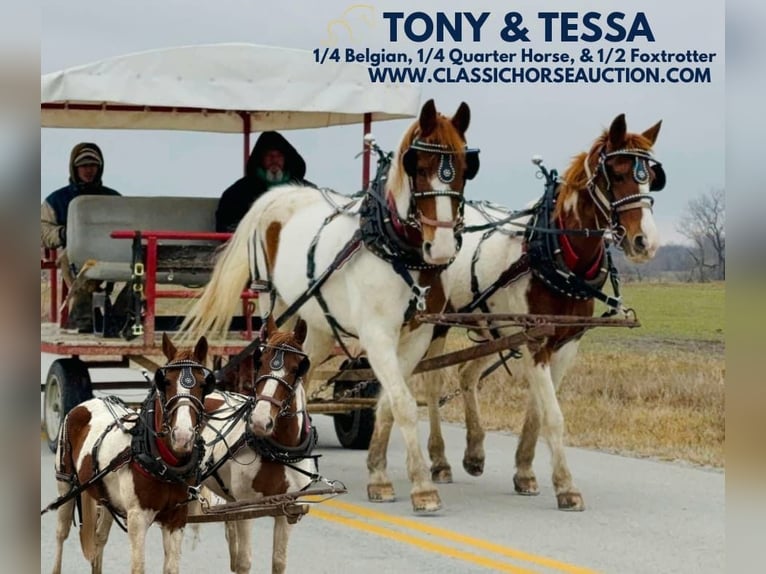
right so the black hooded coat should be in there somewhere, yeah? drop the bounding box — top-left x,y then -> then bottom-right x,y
215,131 -> 311,232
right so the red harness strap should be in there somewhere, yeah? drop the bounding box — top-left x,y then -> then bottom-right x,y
557,217 -> 604,280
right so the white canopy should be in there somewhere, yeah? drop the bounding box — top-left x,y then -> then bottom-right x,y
41,43 -> 422,132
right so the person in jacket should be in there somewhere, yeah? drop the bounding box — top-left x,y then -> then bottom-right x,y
41,143 -> 121,331
215,131 -> 311,232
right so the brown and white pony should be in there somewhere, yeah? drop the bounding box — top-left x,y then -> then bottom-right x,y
181,99 -> 477,513
412,114 -> 665,510
198,316 -> 313,574
51,334 -> 214,574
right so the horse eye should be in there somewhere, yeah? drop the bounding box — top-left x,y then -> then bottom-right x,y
416,167 -> 428,178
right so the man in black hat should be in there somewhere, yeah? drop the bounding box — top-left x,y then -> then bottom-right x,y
41,142 -> 121,331
215,131 -> 312,232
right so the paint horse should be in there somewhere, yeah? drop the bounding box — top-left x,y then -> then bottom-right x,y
50,334 -> 215,574
416,114 -> 665,510
196,316 -> 315,574
181,99 -> 478,512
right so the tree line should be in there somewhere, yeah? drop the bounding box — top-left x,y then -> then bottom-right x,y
614,188 -> 725,282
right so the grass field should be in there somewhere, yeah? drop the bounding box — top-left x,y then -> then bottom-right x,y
431,281 -> 725,468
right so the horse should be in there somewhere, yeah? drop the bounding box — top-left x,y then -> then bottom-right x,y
412,113 -> 665,510
50,334 -> 215,574
180,98 -> 478,512
194,316 -> 314,574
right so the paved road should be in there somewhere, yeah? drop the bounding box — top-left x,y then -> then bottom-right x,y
40,404 -> 723,572
40,354 -> 723,573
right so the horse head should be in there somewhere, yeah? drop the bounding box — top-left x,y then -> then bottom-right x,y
557,114 -> 664,263
388,99 -> 479,265
154,333 -> 216,457
249,316 -> 310,443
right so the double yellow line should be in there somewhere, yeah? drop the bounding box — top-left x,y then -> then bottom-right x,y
306,499 -> 598,573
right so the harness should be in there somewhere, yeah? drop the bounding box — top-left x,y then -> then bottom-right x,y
257,139 -> 477,354
41,361 -> 213,527
201,346 -> 321,499
453,151 -> 662,373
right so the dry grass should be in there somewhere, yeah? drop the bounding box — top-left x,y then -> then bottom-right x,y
430,282 -> 725,468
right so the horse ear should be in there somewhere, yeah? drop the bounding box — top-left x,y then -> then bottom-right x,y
451,102 -> 470,136
608,114 -> 627,149
194,336 -> 208,364
641,120 -> 662,146
294,318 -> 307,345
162,333 -> 177,360
419,99 -> 437,137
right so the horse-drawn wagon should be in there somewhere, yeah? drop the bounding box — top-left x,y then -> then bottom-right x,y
42,42 -> 666,523
40,43 -> 422,452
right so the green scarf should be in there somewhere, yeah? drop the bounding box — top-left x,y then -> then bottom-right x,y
255,167 -> 291,188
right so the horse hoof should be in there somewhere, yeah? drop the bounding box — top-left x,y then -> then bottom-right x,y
411,490 -> 442,513
431,466 -> 453,484
367,483 -> 396,503
513,474 -> 540,496
557,492 -> 585,511
462,456 -> 484,477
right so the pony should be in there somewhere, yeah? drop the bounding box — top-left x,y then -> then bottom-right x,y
194,316 -> 314,574
412,114 -> 665,510
50,334 -> 215,574
180,99 -> 478,512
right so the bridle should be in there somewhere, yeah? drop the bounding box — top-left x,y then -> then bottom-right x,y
582,146 -> 665,243
253,343 -> 309,419
153,359 -> 214,436
400,138 -> 480,237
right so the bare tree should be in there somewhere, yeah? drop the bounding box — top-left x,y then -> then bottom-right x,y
677,188 -> 725,281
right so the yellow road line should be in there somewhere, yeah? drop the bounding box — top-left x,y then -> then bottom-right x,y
311,499 -> 598,574
309,507 -> 539,574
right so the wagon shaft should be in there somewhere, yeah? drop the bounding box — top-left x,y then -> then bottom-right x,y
186,503 -> 309,524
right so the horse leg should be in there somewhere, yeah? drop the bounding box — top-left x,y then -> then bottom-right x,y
522,352 -> 584,511
366,388 -> 396,501
548,341 -> 584,509
127,508 -> 155,574
422,335 -> 453,483
224,520 -> 238,572
271,515 -> 293,574
91,505 -> 114,574
230,519 -> 253,574
513,391 -> 542,496
363,327 -> 440,513
51,482 -> 75,574
456,356 -> 490,477
160,526 -> 184,574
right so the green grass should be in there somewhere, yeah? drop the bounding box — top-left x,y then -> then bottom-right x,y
590,281 -> 725,343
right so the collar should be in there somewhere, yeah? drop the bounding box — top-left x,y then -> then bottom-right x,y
557,217 -> 604,281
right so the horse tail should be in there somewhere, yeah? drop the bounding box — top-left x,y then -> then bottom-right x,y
78,494 -> 98,562
178,197 -> 266,341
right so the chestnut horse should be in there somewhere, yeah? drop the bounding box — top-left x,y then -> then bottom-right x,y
414,114 -> 665,510
195,316 -> 314,574
181,99 -> 478,513
50,334 -> 215,574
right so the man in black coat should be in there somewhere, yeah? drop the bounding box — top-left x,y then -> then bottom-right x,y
215,131 -> 311,232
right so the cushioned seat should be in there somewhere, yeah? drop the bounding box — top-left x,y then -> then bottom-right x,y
66,195 -> 222,284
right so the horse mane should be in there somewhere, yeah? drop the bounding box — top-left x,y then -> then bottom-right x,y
555,130 -> 656,220
388,114 -> 467,196
266,330 -> 301,349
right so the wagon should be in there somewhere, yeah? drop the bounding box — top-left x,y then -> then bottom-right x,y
40,43 -> 421,452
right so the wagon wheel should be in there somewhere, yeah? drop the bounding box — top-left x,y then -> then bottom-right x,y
43,358 -> 94,453
332,358 -> 379,450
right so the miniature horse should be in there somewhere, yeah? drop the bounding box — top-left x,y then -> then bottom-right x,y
181,99 -> 478,513
414,114 -> 665,510
51,334 -> 215,574
198,316 -> 314,574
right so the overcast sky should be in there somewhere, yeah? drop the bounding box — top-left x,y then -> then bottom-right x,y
41,0 -> 724,245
